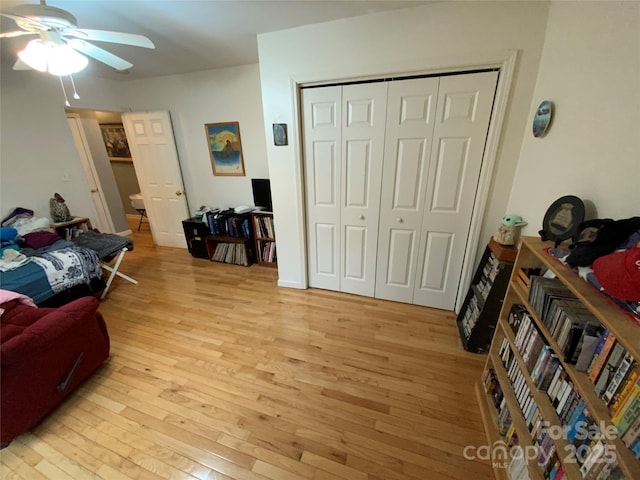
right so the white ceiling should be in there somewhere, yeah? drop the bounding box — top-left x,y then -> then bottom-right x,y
0,0 -> 431,81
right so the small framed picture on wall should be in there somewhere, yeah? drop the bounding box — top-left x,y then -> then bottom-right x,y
273,123 -> 288,146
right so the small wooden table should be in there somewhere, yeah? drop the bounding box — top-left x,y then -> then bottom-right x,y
50,217 -> 92,240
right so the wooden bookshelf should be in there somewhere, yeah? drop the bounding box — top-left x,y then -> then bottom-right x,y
251,211 -> 277,267
478,236 -> 640,480
203,212 -> 254,266
457,239 -> 516,353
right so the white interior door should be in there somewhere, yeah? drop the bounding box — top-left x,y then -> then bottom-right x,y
412,71 -> 498,309
375,77 -> 439,303
340,83 -> 388,296
303,86 -> 342,291
122,111 -> 189,248
66,114 -> 115,233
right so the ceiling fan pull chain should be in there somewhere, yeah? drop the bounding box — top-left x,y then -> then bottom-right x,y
59,75 -> 71,107
69,74 -> 80,100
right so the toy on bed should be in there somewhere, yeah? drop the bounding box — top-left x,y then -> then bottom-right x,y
1,215 -> 105,306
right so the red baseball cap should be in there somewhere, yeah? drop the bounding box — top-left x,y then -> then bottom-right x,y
593,247 -> 640,301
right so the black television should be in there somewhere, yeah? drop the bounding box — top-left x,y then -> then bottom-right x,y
251,178 -> 272,212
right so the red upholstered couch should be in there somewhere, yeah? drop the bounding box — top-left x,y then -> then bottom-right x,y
1,296 -> 110,446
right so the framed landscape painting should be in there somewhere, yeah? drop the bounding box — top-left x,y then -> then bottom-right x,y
205,121 -> 245,176
100,124 -> 131,162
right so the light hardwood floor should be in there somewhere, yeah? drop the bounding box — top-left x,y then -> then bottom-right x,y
1,219 -> 494,479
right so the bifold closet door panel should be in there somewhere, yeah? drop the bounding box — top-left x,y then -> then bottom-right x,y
302,86 -> 342,291
339,82 -> 388,297
374,77 -> 439,303
413,70 -> 499,310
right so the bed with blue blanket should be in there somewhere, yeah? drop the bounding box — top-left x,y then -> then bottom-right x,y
0,240 -> 105,306
1,228 -> 135,306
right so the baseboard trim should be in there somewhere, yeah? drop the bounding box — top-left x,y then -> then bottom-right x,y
117,229 -> 133,236
277,279 -> 306,289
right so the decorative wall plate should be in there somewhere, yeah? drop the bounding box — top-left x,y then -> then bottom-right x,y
538,195 -> 585,246
533,100 -> 553,138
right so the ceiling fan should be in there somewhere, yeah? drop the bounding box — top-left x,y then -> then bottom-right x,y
0,0 -> 155,75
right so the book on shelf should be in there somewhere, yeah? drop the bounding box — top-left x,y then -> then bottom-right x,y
612,379 -> 640,436
538,355 -> 561,391
602,352 -> 635,405
579,439 -> 606,477
611,369 -> 640,417
575,329 -> 603,372
259,241 -> 277,263
211,242 -> 249,266
621,414 -> 640,448
253,214 -> 275,239
594,342 -> 626,397
507,454 -> 531,480
588,331 -> 617,382
207,212 -> 252,238
528,276 -> 575,322
632,438 -> 640,458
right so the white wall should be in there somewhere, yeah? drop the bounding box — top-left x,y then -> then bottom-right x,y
508,1 -> 640,233
0,66 -> 123,223
120,64 -> 268,213
258,1 -> 550,288
1,63 -> 268,236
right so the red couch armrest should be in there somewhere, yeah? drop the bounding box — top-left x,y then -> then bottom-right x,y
1,297 -> 102,365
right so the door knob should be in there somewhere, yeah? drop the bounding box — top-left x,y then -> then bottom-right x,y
176,190 -> 183,196
396,217 -> 404,223
359,215 -> 365,220
90,188 -> 98,193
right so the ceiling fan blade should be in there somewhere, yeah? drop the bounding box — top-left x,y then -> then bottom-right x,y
67,39 -> 133,71
64,29 -> 154,49
13,58 -> 32,70
0,12 -> 48,30
0,30 -> 35,38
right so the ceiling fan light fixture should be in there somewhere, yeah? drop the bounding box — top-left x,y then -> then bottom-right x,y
17,39 -> 48,72
47,43 -> 88,76
18,38 -> 88,76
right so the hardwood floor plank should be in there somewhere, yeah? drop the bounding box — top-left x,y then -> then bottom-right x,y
251,460 -> 307,480
0,448 -> 48,480
1,220 -> 494,479
300,451 -> 367,480
217,434 -> 316,479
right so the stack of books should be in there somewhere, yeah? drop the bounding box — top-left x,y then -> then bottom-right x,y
207,212 -> 251,238
259,241 -> 277,263
253,215 -> 275,239
528,277 -> 605,367
211,243 -> 250,266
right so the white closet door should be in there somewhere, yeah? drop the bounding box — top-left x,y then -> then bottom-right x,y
340,83 -> 388,296
375,77 -> 439,303
303,86 -> 342,291
413,71 -> 499,310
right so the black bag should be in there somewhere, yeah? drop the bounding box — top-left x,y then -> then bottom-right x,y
565,216 -> 640,267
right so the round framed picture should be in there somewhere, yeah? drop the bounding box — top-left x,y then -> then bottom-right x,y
532,100 -> 553,138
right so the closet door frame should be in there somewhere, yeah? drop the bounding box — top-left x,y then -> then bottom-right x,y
297,51 -> 518,312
